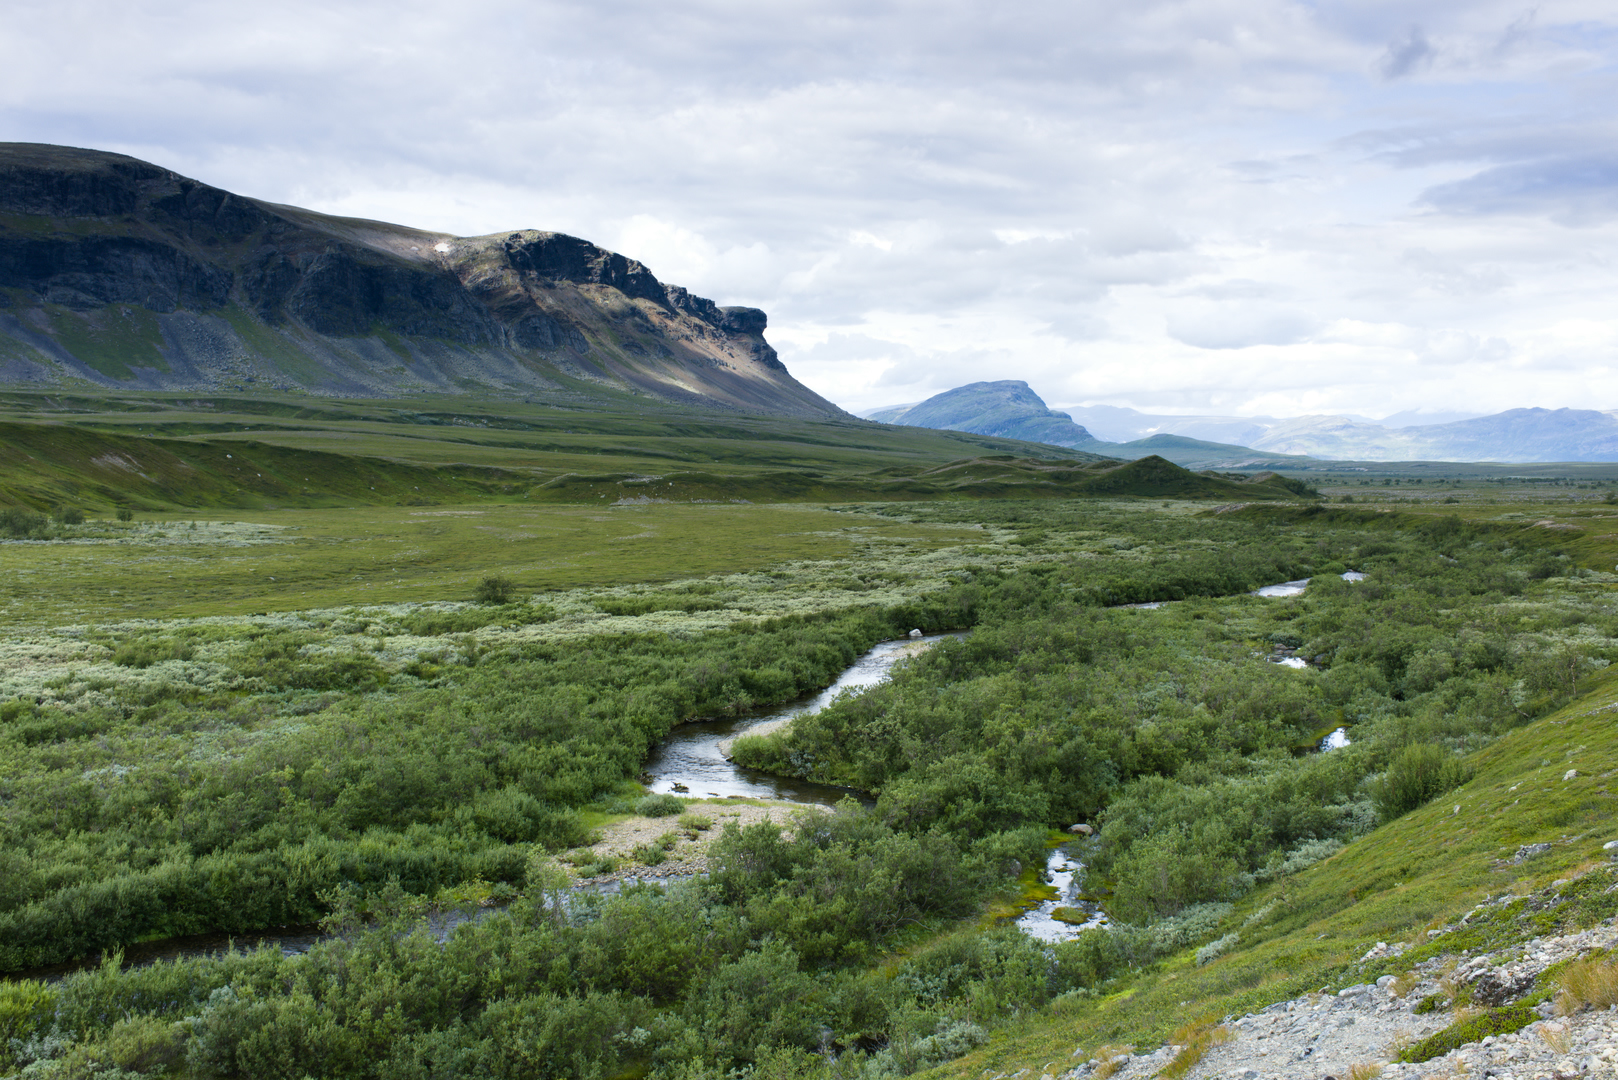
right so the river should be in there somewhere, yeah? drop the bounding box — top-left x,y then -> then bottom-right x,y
21,575 -> 1361,978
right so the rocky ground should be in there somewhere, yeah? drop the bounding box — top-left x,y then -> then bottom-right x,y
1059,917 -> 1618,1080
569,799 -> 823,885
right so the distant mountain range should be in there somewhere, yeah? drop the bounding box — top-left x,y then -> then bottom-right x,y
1059,404 -> 1489,445
0,143 -> 839,417
866,383 -> 1618,464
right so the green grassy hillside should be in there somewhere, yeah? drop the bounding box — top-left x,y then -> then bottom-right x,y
0,392 -> 1324,516
928,676 -> 1618,1077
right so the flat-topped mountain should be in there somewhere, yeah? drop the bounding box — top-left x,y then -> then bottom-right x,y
0,143 -> 839,416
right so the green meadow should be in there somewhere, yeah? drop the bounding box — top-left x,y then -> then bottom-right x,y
2,390 -> 1617,1080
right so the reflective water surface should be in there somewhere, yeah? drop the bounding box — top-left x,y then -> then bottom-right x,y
1015,846 -> 1106,943
643,634 -> 961,806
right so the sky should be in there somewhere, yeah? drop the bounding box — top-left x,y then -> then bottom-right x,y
4,0 -> 1616,419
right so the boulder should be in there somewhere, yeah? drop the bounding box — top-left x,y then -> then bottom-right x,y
1068,823 -> 1094,836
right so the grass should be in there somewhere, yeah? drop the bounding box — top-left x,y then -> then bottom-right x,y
40,304 -> 169,381
1556,955 -> 1618,1015
919,665 -> 1618,1079
1157,1017 -> 1233,1078
0,502 -> 986,625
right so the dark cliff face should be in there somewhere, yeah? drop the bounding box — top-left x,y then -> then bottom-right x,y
0,142 -> 842,417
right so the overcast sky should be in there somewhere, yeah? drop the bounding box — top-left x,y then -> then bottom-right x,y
5,0 -> 1615,418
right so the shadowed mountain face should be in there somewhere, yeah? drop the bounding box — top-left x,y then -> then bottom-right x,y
0,143 -> 840,416
873,380 -> 1098,448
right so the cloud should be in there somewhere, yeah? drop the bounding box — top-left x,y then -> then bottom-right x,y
1,0 -> 1616,418
1417,154 -> 1618,225
1378,25 -> 1436,79
1165,305 -> 1319,350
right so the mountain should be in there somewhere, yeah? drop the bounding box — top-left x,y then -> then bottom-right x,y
0,143 -> 838,416
872,380 -> 1098,447
1048,400 -> 1618,463
1058,404 -> 1280,446
866,383 -> 1321,469
1057,404 -> 1486,445
1247,408 -> 1618,462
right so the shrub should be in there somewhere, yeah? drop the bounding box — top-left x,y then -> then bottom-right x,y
597,594 -> 727,616
55,505 -> 85,525
474,574 -> 516,604
1397,1005 -> 1536,1063
1195,932 -> 1239,966
0,506 -> 49,538
1371,743 -> 1474,821
116,507 -> 134,521
1108,826 -> 1245,922
401,602 -> 556,635
0,980 -> 55,1071
636,793 -> 686,817
111,637 -> 195,668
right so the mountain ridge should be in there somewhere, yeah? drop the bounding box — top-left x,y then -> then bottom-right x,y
0,143 -> 840,417
870,382 -> 1618,463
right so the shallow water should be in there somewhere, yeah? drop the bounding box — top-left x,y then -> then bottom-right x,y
1253,578 -> 1311,597
643,634 -> 961,806
1254,570 -> 1365,598
1014,846 -> 1106,943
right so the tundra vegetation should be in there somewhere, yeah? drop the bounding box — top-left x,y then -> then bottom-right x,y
2,393 -> 1618,1079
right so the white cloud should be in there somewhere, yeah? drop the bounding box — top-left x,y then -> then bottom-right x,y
3,0 -> 1616,417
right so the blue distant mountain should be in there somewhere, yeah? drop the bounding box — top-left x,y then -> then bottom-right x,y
866,383 -> 1618,463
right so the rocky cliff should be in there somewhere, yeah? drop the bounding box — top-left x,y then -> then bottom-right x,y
0,143 -> 841,416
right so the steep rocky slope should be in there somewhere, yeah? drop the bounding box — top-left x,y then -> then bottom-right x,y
0,143 -> 839,416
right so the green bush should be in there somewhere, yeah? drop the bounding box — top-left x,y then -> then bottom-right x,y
474,574 -> 516,604
1107,824 -> 1246,922
116,507 -> 134,521
0,506 -> 48,538
55,505 -> 85,525
598,594 -> 727,616
636,793 -> 687,817
1397,1004 -> 1536,1063
0,980 -> 55,1071
111,637 -> 195,668
1371,743 -> 1475,820
400,603 -> 556,635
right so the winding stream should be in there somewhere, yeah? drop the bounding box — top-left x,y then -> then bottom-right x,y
23,576 -> 1364,977
643,634 -> 961,805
